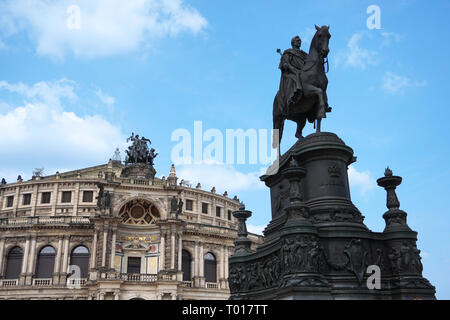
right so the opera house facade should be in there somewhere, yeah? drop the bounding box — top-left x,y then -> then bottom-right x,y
0,137 -> 262,300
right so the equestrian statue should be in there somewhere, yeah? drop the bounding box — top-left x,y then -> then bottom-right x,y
273,25 -> 332,147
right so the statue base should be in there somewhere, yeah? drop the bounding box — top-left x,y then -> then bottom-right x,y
120,163 -> 156,179
229,132 -> 435,300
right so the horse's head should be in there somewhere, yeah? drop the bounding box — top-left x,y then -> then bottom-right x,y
312,24 -> 331,58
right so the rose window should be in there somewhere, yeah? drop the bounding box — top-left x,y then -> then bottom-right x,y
119,199 -> 160,225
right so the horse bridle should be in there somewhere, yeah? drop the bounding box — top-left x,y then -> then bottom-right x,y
303,54 -> 329,73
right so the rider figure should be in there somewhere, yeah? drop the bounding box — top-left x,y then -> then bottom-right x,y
278,36 -> 308,115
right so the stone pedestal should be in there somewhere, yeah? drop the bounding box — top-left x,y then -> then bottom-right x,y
120,163 -> 156,179
229,132 -> 435,300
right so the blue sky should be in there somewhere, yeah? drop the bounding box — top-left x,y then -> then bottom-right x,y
0,0 -> 449,298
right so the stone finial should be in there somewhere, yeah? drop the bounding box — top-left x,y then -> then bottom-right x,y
232,205 -> 253,256
1,178 -> 6,185
196,183 -> 201,189
169,164 -> 177,178
223,191 -> 228,197
77,171 -> 82,179
377,168 -> 411,232
112,148 -> 121,162
161,176 -> 166,181
179,179 -> 184,186
167,164 -> 178,186
17,175 -> 22,182
211,187 -> 216,193
385,166 -> 393,177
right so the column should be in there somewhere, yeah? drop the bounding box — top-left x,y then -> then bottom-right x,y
114,291 -> 120,300
90,229 -> 98,269
102,227 -> 108,267
12,187 -> 20,217
27,236 -> 37,275
51,183 -> 59,216
21,237 -> 30,274
59,236 -> 69,284
110,228 -> 117,270
30,185 -> 38,217
193,241 -> 198,277
159,232 -> 165,271
170,231 -> 175,270
0,237 -> 5,275
61,236 -> 70,276
177,233 -> 182,272
224,246 -> 229,279
20,237 -> 30,285
73,183 -> 80,217
220,245 -> 224,279
54,236 -> 63,283
199,243 -> 204,277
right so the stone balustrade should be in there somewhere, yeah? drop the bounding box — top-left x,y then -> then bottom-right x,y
32,278 -> 52,286
0,216 -> 92,227
0,279 -> 19,287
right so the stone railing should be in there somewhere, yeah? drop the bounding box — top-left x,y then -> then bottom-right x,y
100,272 -> 158,283
121,273 -> 158,282
0,279 -> 19,287
66,278 -> 87,286
184,223 -> 237,237
32,278 -> 52,286
123,179 -> 165,186
0,216 -> 92,227
206,282 -> 219,289
158,272 -> 177,281
181,281 -> 193,288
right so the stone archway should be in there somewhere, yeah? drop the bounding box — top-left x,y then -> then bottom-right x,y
119,199 -> 160,225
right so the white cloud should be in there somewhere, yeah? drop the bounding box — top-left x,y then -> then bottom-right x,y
247,224 -> 265,235
176,160 -> 265,194
94,88 -> 116,106
0,0 -> 208,60
337,32 -> 378,69
348,165 -> 376,196
0,79 -> 126,178
380,32 -> 404,48
382,72 -> 427,93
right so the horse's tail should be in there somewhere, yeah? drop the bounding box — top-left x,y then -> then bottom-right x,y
273,92 -> 285,149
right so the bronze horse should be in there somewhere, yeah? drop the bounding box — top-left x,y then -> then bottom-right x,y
273,25 -> 331,148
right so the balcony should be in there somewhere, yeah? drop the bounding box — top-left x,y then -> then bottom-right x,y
32,278 -> 52,286
181,281 -> 193,288
121,273 -> 158,282
100,272 -> 158,282
0,279 -> 19,287
67,278 -> 87,286
0,216 -> 92,228
206,282 -> 219,289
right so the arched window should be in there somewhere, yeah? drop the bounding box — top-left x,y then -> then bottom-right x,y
204,252 -> 217,283
35,246 -> 56,278
119,199 -> 160,225
182,250 -> 192,281
5,247 -> 23,279
70,246 -> 90,278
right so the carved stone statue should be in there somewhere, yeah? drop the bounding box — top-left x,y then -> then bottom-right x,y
177,198 -> 183,219
170,196 -> 178,213
273,25 -> 332,147
125,132 -> 158,166
96,184 -> 111,212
